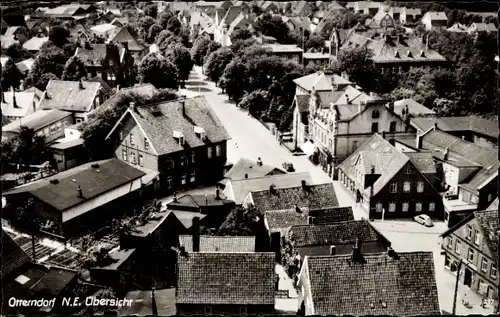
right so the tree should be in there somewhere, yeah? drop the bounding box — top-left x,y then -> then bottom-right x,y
136,16 -> 156,40
204,47 -> 234,83
254,13 -> 290,43
166,16 -> 182,36
335,47 -> 380,92
220,59 -> 248,102
238,89 -> 269,116
62,56 -> 87,81
190,36 -> 210,65
139,55 -> 179,89
230,28 -> 253,42
7,198 -> 42,260
156,30 -> 182,53
305,33 -> 326,52
48,25 -> 69,47
1,58 -> 23,91
204,40 -> 221,62
165,43 -> 193,83
279,103 -> 295,132
6,43 -> 32,63
144,4 -> 158,18
147,23 -> 163,43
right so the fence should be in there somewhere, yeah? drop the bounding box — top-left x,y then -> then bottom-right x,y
14,169 -> 58,186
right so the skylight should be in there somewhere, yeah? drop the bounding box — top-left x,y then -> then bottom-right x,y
15,275 -> 30,285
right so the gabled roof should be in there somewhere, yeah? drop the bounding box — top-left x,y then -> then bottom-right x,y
290,220 -> 389,248
411,116 -> 499,138
90,83 -> 157,117
394,99 -> 435,116
22,36 -> 49,51
29,158 -> 146,211
90,23 -> 117,34
469,23 -> 497,32
228,13 -> 251,33
421,129 -> 498,194
86,76 -> 113,95
226,172 -> 313,205
334,85 -> 370,106
424,11 -> 448,21
4,26 -> 21,37
447,23 -> 468,32
224,158 -> 285,181
1,90 -> 42,118
107,26 -> 145,51
249,182 -> 339,211
75,43 -> 127,67
265,206 -> 354,232
106,96 -> 230,156
293,1 -> 311,16
1,229 -> 31,279
15,58 -> 36,74
0,35 -> 19,50
2,109 -> 72,134
303,251 -> 441,315
39,80 -> 104,112
177,252 -> 275,305
170,210 -> 207,229
293,71 -> 351,92
487,197 -> 498,211
179,235 -> 256,252
221,5 -> 241,26
405,152 -> 436,174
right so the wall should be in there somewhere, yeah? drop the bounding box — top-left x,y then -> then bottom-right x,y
443,218 -> 498,300
297,260 -> 314,315
477,176 -> 498,210
34,115 -> 74,143
176,304 -> 274,315
297,241 -> 386,258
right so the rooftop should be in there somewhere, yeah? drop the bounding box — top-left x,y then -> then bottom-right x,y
411,115 -> 498,139
294,71 -> 352,92
394,99 -> 435,116
75,43 -> 127,67
263,44 -> 304,53
223,157 -> 285,181
167,193 -> 234,210
179,235 -> 256,252
2,109 -> 72,134
304,251 -> 441,315
1,228 -> 32,279
39,80 -> 104,112
22,36 -> 49,51
1,90 -> 42,118
177,252 -> 275,305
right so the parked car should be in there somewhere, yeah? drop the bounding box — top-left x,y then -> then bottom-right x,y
414,214 -> 433,227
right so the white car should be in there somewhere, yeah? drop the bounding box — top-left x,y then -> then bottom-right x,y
414,214 -> 433,227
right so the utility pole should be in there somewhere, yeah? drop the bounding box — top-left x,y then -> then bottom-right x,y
452,259 -> 463,315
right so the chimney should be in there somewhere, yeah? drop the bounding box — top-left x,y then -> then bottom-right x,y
345,94 -> 351,104
192,217 -> 200,252
358,102 -> 362,113
461,135 -> 465,140
371,165 -> 375,174
387,246 -> 396,257
33,101 -> 36,112
257,157 -> 262,166
215,188 -> 220,200
351,238 -> 362,260
294,204 -> 302,213
330,245 -> 336,255
381,131 -> 386,139
77,185 -> 84,198
388,102 -> 394,112
433,122 -> 438,130
129,101 -> 135,110
244,173 -> 248,179
78,79 -> 84,89
269,184 -> 276,194
301,180 -> 308,191
443,147 -> 449,161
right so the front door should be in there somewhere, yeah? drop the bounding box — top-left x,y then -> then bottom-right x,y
464,268 -> 472,287
356,190 -> 362,203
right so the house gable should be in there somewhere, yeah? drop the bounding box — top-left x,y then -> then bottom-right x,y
446,217 -> 495,261
346,102 -> 412,135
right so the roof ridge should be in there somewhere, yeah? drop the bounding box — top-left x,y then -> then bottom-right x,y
231,172 -> 310,183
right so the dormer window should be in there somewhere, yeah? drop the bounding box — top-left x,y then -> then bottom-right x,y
173,130 -> 185,145
129,133 -> 134,146
144,138 -> 149,150
194,126 -> 206,140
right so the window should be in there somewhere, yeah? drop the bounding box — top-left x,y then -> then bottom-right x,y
417,181 -> 424,193
446,237 -> 452,248
376,202 -> 383,212
181,174 -> 187,185
402,201 -> 409,212
190,170 -> 195,182
371,122 -> 378,133
389,182 -> 397,193
207,147 -> 213,158
167,176 -> 173,189
144,138 -> 149,150
429,202 -> 435,212
481,258 -> 488,272
167,159 -> 174,169
131,152 -> 136,164
491,264 -> 497,278
371,110 -> 379,118
389,121 -> 396,132
216,145 -> 221,157
121,148 -> 127,161
138,154 -> 144,166
181,155 -> 186,166
129,133 -> 134,146
191,152 -> 195,163
468,248 -> 475,262
389,201 -> 396,212
353,140 -> 358,150
44,127 -> 50,135
119,131 -> 123,140
471,195 -> 478,204
56,122 -> 62,131
204,306 -> 212,314
415,202 -> 422,212
466,225 -> 472,240
455,240 -> 461,254
403,181 -> 411,192
474,232 -> 480,245
75,118 -> 83,123
405,164 -> 411,174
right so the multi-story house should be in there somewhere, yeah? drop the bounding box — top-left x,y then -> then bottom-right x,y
220,157 -> 286,187
75,42 -> 135,88
415,127 -> 498,226
338,133 -> 444,220
338,32 -> 448,73
106,26 -> 148,62
105,96 -> 230,194
399,7 -> 422,24
176,252 -> 276,315
39,80 -> 111,123
346,1 -> 388,16
364,9 -> 396,29
303,52 -> 330,67
297,250 -> 441,315
262,44 -> 304,64
309,96 -> 417,178
422,11 -> 448,31
440,210 -> 498,305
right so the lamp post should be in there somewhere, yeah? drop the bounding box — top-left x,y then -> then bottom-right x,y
452,259 -> 463,315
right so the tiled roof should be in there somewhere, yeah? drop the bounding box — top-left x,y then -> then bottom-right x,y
293,1 -> 310,15
29,158 -> 146,211
304,252 -> 441,315
0,35 -> 19,50
114,96 -> 230,156
97,248 -> 136,270
293,71 -> 351,92
107,26 -> 145,52
411,116 -> 498,138
1,90 -> 41,118
1,229 -> 31,278
470,23 -> 497,32
447,23 -> 468,32
265,206 -> 354,231
425,11 -> 447,21
177,252 -> 275,305
394,99 -> 435,116
22,36 -> 49,51
4,26 -> 21,37
334,85 -> 370,106
2,109 -> 72,134
226,172 -> 313,205
170,210 -> 207,229
75,43 -> 127,67
15,58 -> 35,74
421,129 -> 498,193
290,220 -> 386,247
91,23 -> 117,34
405,152 -> 436,174
224,158 -> 285,181
487,197 -> 498,211
87,76 -> 114,95
263,43 -> 303,53
179,235 -> 256,252
475,210 -> 499,263
229,13 -> 250,33
167,193 -> 233,210
221,5 -> 241,26
39,80 -> 103,112
249,182 -> 339,211
404,8 -> 422,16
91,84 -> 158,116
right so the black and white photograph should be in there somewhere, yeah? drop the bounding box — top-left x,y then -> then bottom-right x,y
0,0 -> 499,316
